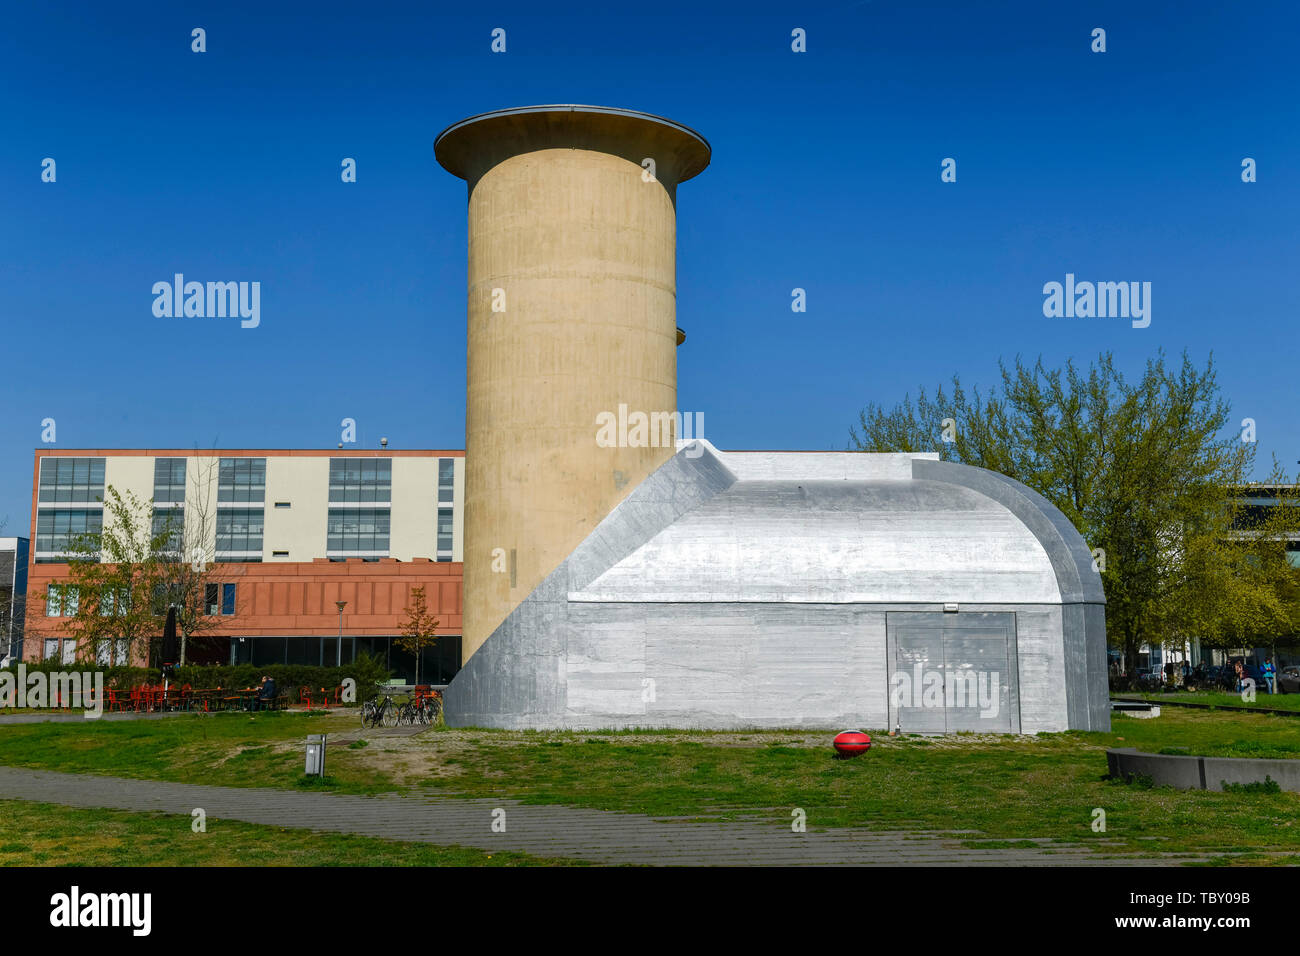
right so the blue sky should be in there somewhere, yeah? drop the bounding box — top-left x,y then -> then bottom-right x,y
1,0 -> 1297,527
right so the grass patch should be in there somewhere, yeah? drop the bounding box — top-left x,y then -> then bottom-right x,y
3,709 -> 1299,861
1124,691 -> 1300,713
0,712 -> 392,794
0,799 -> 580,866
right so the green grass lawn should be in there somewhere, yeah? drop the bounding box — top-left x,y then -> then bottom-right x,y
0,799 -> 580,866
1,708 -> 1298,861
1122,690 -> 1300,713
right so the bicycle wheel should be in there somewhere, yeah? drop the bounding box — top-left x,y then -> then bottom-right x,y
381,702 -> 400,728
361,700 -> 376,729
429,697 -> 443,725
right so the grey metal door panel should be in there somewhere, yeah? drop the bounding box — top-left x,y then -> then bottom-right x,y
886,612 -> 1020,734
942,628 -> 1013,732
893,626 -> 946,733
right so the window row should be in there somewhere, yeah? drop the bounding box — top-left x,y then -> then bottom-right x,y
45,582 -> 237,617
152,506 -> 184,553
329,458 -> 392,502
218,458 -> 266,502
438,458 -> 455,504
437,508 -> 453,553
35,508 -> 103,560
216,508 -> 264,556
154,458 -> 187,503
38,457 -> 105,503
327,508 -> 390,553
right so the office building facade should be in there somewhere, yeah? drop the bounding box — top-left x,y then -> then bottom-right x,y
24,449 -> 464,681
0,536 -> 28,663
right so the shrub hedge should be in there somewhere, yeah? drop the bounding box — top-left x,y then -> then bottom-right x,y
0,651 -> 392,700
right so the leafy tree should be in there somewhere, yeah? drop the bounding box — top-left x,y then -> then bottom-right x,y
850,350 -> 1300,683
395,586 -> 439,686
44,486 -> 171,664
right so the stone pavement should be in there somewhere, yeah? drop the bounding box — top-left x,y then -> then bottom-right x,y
0,766 -> 1210,866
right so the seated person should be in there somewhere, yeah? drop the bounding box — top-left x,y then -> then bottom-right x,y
254,676 -> 277,710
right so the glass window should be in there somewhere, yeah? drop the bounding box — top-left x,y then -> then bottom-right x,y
437,508 -> 453,553
45,584 -> 79,617
152,507 -> 184,554
326,508 -> 391,554
221,583 -> 236,616
43,639 -> 59,660
205,584 -> 220,616
438,458 -> 455,504
61,640 -> 75,665
329,459 -> 392,503
216,508 -> 264,558
38,457 -> 105,503
95,639 -> 126,666
153,458 -> 187,503
218,458 -> 266,503
35,508 -> 103,560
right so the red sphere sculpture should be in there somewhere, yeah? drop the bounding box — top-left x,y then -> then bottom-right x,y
833,730 -> 872,757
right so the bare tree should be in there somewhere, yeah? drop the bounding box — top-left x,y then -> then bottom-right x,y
156,454 -> 243,665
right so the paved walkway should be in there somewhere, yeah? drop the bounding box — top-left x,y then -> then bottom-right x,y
0,711 -> 174,724
0,766 -> 1210,866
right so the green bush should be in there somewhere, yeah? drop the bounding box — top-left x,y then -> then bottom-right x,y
1220,776 -> 1282,794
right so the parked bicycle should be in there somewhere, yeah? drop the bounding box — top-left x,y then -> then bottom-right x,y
360,694 -> 400,729
397,690 -> 443,726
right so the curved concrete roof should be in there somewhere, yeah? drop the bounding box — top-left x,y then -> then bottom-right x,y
912,457 -> 1106,605
572,477 -> 1063,605
563,442 -> 1106,608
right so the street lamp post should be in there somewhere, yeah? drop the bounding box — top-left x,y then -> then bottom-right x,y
335,601 -> 347,667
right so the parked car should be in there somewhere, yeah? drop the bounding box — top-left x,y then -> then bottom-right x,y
1135,667 -> 1164,691
1278,666 -> 1300,694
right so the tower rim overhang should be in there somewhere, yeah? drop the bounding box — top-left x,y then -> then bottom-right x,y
434,104 -> 712,182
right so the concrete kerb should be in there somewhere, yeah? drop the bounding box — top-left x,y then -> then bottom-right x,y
1107,747 -> 1300,792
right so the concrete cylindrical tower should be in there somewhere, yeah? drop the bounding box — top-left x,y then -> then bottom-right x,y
436,105 -> 710,661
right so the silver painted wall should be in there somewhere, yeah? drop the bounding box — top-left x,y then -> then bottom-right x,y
444,442 -> 1110,733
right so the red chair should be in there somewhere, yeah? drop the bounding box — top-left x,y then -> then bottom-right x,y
299,687 -> 314,710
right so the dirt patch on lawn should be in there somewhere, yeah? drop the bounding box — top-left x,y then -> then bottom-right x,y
319,726 -> 1062,787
